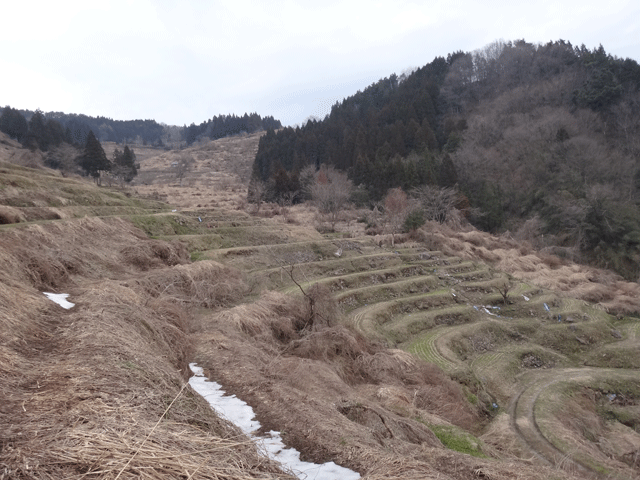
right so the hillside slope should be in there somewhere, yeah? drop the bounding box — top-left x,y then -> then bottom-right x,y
2,134 -> 640,479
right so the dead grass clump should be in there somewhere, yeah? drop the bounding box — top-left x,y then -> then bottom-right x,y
540,252 -> 567,269
419,230 -> 446,251
498,252 -> 540,273
471,245 -> 501,263
217,291 -> 307,340
354,353 -> 480,430
457,230 -> 487,247
572,283 -> 616,304
23,417 -> 294,480
441,237 -> 465,255
0,205 -> 25,224
354,349 -> 418,385
413,384 -> 478,431
150,240 -> 190,265
0,282 -> 52,352
600,281 -> 640,314
337,400 -> 440,447
17,247 -> 72,290
135,261 -> 246,308
265,356 -> 353,398
22,206 -> 63,221
120,240 -> 189,270
286,326 -> 374,378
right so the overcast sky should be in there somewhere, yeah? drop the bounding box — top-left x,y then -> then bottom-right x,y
2,0 -> 639,127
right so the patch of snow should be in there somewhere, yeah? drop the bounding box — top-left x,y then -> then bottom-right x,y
189,364 -> 360,480
43,292 -> 75,309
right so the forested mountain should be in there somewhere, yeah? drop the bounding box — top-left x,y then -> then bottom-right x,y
253,59 -> 448,200
181,113 -> 281,146
252,40 -> 640,280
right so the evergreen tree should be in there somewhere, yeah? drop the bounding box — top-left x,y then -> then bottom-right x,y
0,106 -> 28,143
439,154 -> 458,187
112,145 -> 138,183
25,110 -> 48,150
80,131 -> 111,183
45,119 -> 65,149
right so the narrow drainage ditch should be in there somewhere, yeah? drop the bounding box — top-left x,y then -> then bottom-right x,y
189,364 -> 361,480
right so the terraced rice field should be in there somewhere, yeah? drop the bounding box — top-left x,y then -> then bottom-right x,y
167,206 -> 640,478
4,149 -> 640,478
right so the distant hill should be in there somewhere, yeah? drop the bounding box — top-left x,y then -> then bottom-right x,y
252,39 -> 640,280
0,108 -> 282,149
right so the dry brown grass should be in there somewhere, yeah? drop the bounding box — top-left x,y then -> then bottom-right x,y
0,205 -> 25,224
0,132 -> 44,168
0,129 -> 616,479
216,291 -> 307,341
132,133 -> 263,211
189,287 -> 574,480
418,221 -> 640,314
132,260 -> 246,308
0,217 -> 190,290
0,215 -> 293,479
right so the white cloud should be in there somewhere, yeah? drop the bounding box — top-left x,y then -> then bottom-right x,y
2,0 -> 639,125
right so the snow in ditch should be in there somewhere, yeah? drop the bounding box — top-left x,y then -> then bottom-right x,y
43,292 -> 75,309
189,364 -> 360,480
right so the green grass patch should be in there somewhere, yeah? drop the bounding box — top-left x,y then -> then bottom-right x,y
428,424 -> 486,457
190,251 -> 206,262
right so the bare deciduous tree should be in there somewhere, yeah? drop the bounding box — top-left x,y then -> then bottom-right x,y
174,153 -> 194,186
384,187 -> 409,246
247,176 -> 266,213
496,278 -> 512,305
311,166 -> 353,231
412,185 -> 460,224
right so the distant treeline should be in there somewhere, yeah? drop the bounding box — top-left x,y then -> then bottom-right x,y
181,113 -> 282,146
0,108 -> 166,147
0,108 -> 282,151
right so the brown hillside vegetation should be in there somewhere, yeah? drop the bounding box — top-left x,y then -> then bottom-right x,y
0,132 -> 44,169
131,131 -> 262,211
422,222 -> 640,314
0,216 -> 294,479
3,133 -> 640,479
